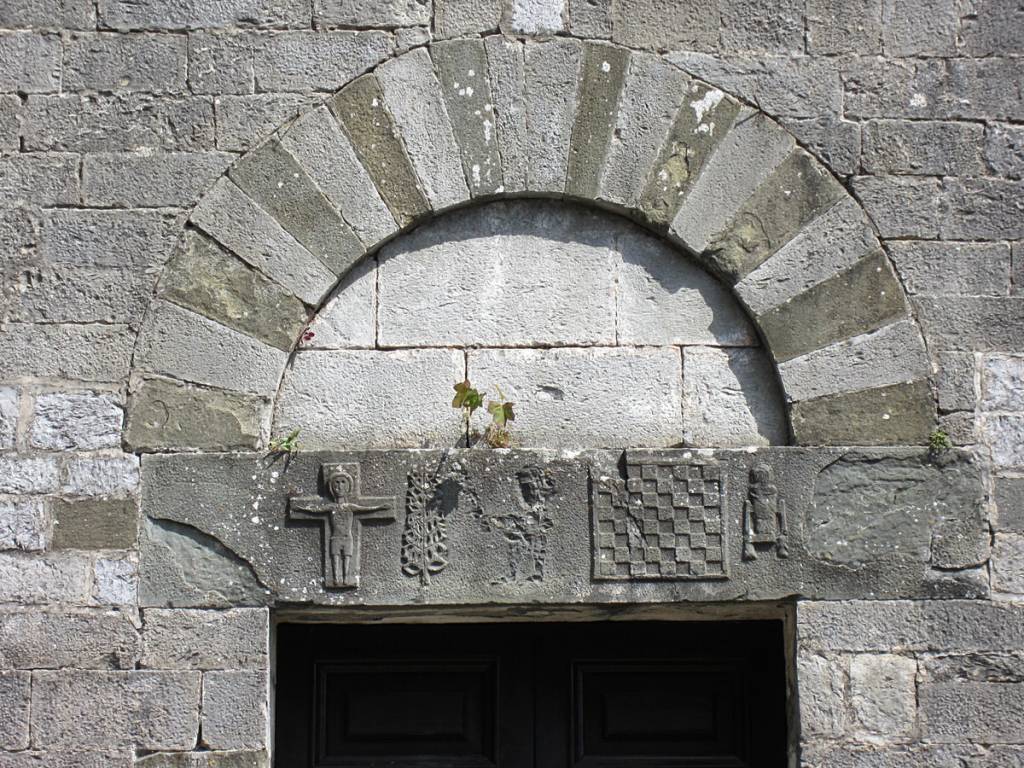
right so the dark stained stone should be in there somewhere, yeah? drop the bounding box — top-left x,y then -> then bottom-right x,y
52,498 -> 138,550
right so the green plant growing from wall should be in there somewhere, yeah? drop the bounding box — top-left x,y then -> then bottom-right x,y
269,428 -> 302,455
452,379 -> 516,448
928,429 -> 952,458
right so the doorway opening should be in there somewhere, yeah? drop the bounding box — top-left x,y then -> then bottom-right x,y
275,619 -> 788,767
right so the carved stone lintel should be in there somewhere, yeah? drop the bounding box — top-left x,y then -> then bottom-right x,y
742,463 -> 788,561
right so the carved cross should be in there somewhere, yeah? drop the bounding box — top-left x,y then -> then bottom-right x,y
287,463 -> 397,589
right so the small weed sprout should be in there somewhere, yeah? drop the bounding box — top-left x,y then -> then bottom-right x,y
269,428 -> 301,455
452,379 -> 516,448
928,429 -> 952,457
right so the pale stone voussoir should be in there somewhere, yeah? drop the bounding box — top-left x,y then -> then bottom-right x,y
524,37 -> 583,194
483,35 -> 528,193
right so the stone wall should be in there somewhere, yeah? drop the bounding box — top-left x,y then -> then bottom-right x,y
0,0 -> 1022,766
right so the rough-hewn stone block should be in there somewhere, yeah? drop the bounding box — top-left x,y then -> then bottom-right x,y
524,38 -> 582,193
797,653 -> 846,737
719,0 -> 804,52
64,33 -> 187,92
303,259 -> 375,349
984,413 -> 1024,468
920,678 -> 1024,743
0,0 -> 95,28
0,323 -> 134,383
0,608 -> 141,670
568,0 -> 611,37
882,0 -> 957,56
986,122 -> 1024,180
862,119 -> 984,176
889,240 -> 1010,297
682,347 -> 787,447
313,0 -> 430,27
82,152 -> 231,208
807,0 -> 881,53
52,499 -> 138,550
959,0 -> 1024,55
980,355 -> 1024,411
142,609 -> 268,670
0,154 -> 81,207
995,477 -> 1024,533
936,351 -> 976,413
0,95 -> 21,152
251,31 -> 394,92
0,32 -> 60,92
790,379 -> 934,446
32,670 -> 201,750
0,457 -> 59,495
8,265 -> 153,325
993,533 -> 1024,594
135,300 -> 288,396
916,297 -> 1024,352
92,555 -> 138,606
62,455 -> 139,498
202,671 -> 268,750
0,499 -> 47,552
942,177 -> 1024,241
188,31 -> 255,95
852,175 -> 943,239
137,752 -> 268,768
40,209 -> 181,269
0,671 -> 30,749
0,552 -> 93,604
609,0 -> 718,51
505,0 -> 566,35
0,387 -> 17,450
848,653 -> 917,737
468,347 -> 683,448
276,349 -> 464,449
29,392 -> 123,451
126,377 -> 268,453
214,93 -> 311,153
484,36 -> 528,193
434,0 -> 502,37
97,0 -> 310,30
780,117 -> 861,176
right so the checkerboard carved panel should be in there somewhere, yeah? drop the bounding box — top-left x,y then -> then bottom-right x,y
592,454 -> 728,581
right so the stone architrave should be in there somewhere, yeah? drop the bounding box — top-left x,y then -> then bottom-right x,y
287,463 -> 397,589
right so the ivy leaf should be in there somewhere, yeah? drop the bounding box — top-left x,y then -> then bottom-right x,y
488,400 -> 515,427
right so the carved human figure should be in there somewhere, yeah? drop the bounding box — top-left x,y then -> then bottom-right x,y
743,463 -> 788,560
488,466 -> 555,583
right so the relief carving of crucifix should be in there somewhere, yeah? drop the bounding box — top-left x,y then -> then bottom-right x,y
287,463 -> 397,589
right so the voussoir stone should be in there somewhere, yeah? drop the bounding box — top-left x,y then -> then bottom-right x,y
791,379 -> 935,446
484,36 -> 528,193
142,609 -> 268,670
524,38 -> 583,193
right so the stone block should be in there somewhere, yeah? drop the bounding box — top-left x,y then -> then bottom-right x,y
279,107 -> 396,247
29,392 -> 123,451
0,95 -> 21,152
141,609 -> 268,670
960,0 -> 1024,55
984,413 -> 1024,468
670,113 -> 794,257
97,0 -> 310,30
848,653 -> 917,737
31,670 -> 201,750
468,347 -> 683,448
0,671 -> 30,749
850,175 -> 942,239
567,0 -> 611,37
920,679 -> 1024,743
936,351 -> 977,413
0,607 -> 141,669
82,152 -> 231,208
800,743 -> 986,768
778,321 -> 930,403
430,39 -> 504,197
797,653 -> 846,737
191,179 -> 335,306
137,752 -> 269,768
230,138 -> 363,276
93,556 -> 138,606
434,0 -> 502,37
609,0 -> 718,51
505,0 -> 566,35
62,456 -> 139,499
0,154 -> 81,207
302,259 -> 375,349
703,149 -> 846,282
214,94 -> 311,153
943,178 -> 1024,241
251,31 -> 394,92
780,117 -> 861,177
377,201 -> 616,347
0,32 -> 60,93
938,411 -> 976,447
993,533 -> 1024,594
159,231 -> 309,353
0,0 -> 95,28
275,349 -> 464,449
188,32 -> 255,94
52,499 -> 138,551
0,387 -> 16,450
719,0 -> 804,52
0,457 -> 59,495
807,0 -> 881,53
377,48 -> 469,211
986,122 -> 1024,180
63,33 -> 187,92
682,347 -> 787,447
126,377 -> 267,453
202,671 -> 268,750
484,36 -> 528,193
315,0 -> 430,26
565,42 -> 630,198
916,297 -> 1024,352
882,0 -> 957,55
40,209 -> 181,270
757,251 -> 908,363
982,355 -> 1024,411
995,477 -> 1024,533
25,94 -> 215,153
9,265 -> 154,325
0,499 -> 48,552
329,75 -> 429,228
616,229 -> 757,347
736,199 -> 878,315
0,552 -> 93,604
0,323 -> 134,383
862,119 -> 984,176
596,52 -> 688,208
791,380 -> 934,446
524,38 -> 582,193
889,241 -> 1010,297
135,301 -> 287,396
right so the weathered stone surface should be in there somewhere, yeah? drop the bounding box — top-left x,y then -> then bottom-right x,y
863,119 -> 984,176
851,175 -> 942,239
982,355 -> 1024,410
0,154 -> 81,207
137,753 -> 268,768
126,377 -> 267,453
780,117 -> 861,176
275,349 -> 464,449
135,300 -> 287,396
986,122 -> 1024,180
938,411 -> 976,447
757,251 -> 909,363
0,671 -> 30,749
64,33 -> 187,92
778,321 -> 930,403
52,499 -> 138,550
280,106 -> 396,247
719,0 -> 804,52
916,297 -> 1024,352
984,413 -> 1024,468
0,32 -> 61,92
0,95 -> 21,152
252,31 -> 394,91
809,451 -> 984,567
159,231 -> 308,353
377,48 -> 468,211
565,42 -> 629,198
882,0 -> 957,56
505,0 -> 565,35
671,114 -> 795,257
0,457 -> 60,495
890,240 -> 1010,297
0,499 -> 47,552
807,0 -> 882,53
434,0 -> 501,37
469,348 -> 683,448
377,201 -> 616,347
62,455 -> 139,498
40,209 -> 181,269
329,75 -> 429,228
303,259 -> 375,349
993,533 -> 1024,594
0,387 -> 17,450
609,0 -> 718,51
202,671 -> 268,750
139,518 -> 269,609
431,39 -> 503,197
97,0 -> 309,29
214,93 -> 312,153
92,557 -> 138,607
29,392 -> 123,451
524,38 -> 582,193
82,152 -> 231,208
0,552 -> 92,604
484,36 -> 528,193
0,608 -> 141,669
960,0 -> 1024,55
797,653 -> 846,737
568,0 -> 611,37
920,678 -> 1024,743
32,670 -> 200,750
142,609 -> 268,670
9,265 -> 153,325
0,0 -> 95,28
187,31 -> 255,95
995,477 -> 1024,533
313,0 -> 430,26
790,380 -> 934,446
191,179 -> 335,306
848,653 -> 917,737
942,177 -> 1024,241
682,346 -> 787,447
